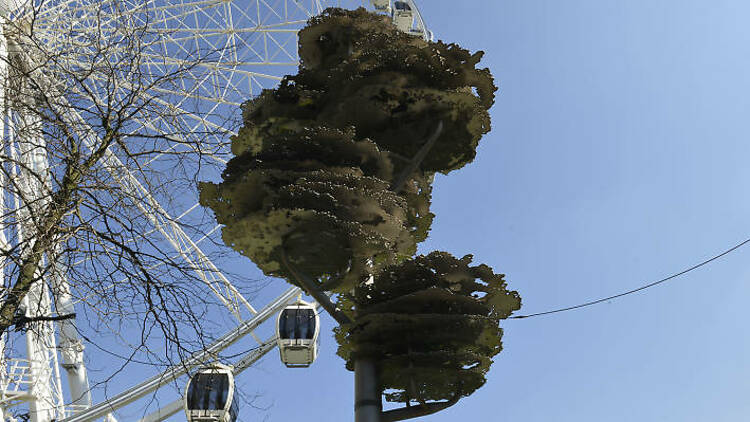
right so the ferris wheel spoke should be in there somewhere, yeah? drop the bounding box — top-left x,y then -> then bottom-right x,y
81,72 -> 245,107
62,286 -> 301,422
135,91 -> 237,137
76,69 -> 237,134
31,1 -> 307,80
31,0 -> 223,26
68,200 -> 223,300
232,0 -> 319,26
44,85 -> 258,322
149,25 -> 305,36
2,0 -> 427,420
71,220 -> 225,312
134,53 -> 288,82
144,26 -> 301,46
265,30 -> 298,63
138,0 -> 314,34
77,64 -> 282,136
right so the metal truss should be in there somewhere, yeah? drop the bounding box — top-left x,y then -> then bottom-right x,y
0,1 -> 430,421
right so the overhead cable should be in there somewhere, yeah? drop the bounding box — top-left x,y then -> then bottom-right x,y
509,236 -> 750,320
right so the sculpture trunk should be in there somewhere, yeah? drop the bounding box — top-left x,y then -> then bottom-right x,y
355,357 -> 381,422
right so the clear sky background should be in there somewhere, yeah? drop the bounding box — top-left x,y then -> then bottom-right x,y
230,1 -> 750,421
8,0 -> 750,421
84,1 -> 750,421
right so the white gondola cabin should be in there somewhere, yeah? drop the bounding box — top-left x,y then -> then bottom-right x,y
392,1 -> 414,33
184,363 -> 238,422
276,299 -> 320,367
371,0 -> 391,13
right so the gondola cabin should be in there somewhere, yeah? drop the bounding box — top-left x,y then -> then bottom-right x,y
184,363 -> 238,422
371,0 -> 391,13
276,299 -> 320,367
392,1 -> 414,33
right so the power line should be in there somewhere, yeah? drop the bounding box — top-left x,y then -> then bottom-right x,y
509,236 -> 750,320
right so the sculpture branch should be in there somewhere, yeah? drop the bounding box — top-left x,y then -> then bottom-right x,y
380,394 -> 461,422
389,120 -> 444,194
280,250 -> 352,326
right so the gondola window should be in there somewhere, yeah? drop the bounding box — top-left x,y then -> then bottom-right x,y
279,308 -> 316,340
187,373 -> 229,410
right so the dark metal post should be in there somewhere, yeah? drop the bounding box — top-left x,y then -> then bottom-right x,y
355,357 -> 381,422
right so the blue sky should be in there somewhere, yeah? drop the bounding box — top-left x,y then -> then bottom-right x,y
82,1 -> 750,421
8,0 -> 750,420
234,1 -> 750,421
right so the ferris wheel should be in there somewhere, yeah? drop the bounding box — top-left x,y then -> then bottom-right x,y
0,0 -> 430,421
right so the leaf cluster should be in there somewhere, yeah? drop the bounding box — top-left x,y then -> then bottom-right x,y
199,7 -> 518,410
234,7 -> 497,174
200,127 -> 415,290
335,252 -> 521,403
201,7 -> 497,288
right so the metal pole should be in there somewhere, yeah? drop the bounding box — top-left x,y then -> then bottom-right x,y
354,263 -> 380,422
355,358 -> 381,422
0,16 -> 7,421
51,250 -> 92,410
12,70 -> 59,422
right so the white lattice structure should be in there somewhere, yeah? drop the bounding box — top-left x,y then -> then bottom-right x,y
0,1 -> 429,421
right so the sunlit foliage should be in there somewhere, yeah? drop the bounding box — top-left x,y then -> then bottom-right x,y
200,126 -> 415,290
336,252 -> 520,403
200,6 -> 517,415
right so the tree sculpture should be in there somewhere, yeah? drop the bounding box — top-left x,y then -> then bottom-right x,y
200,7 -> 520,421
336,252 -> 520,419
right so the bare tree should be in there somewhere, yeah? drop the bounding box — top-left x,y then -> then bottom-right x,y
0,0 -> 257,387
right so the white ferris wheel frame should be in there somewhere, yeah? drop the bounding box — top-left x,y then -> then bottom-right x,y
0,0 -> 430,421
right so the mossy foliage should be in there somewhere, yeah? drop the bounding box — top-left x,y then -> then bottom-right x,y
335,252 -> 521,403
199,6 -> 517,411
199,127 -> 416,289
234,7 -> 496,174
200,7 -> 496,288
